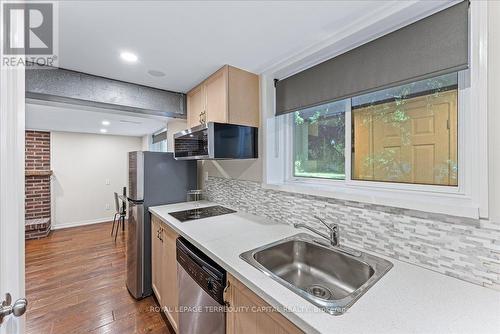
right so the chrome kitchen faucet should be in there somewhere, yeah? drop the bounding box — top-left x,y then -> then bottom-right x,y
294,215 -> 339,247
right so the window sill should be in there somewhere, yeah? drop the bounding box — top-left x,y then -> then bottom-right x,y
262,180 -> 479,219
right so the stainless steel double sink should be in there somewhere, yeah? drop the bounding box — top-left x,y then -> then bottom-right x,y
240,233 -> 393,315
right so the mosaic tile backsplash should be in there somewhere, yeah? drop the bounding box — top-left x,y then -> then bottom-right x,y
205,176 -> 500,291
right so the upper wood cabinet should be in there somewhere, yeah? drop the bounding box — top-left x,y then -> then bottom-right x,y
187,65 -> 259,128
186,84 -> 204,128
204,67 -> 228,124
225,274 -> 303,334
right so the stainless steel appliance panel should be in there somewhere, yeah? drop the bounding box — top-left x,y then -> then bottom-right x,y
126,201 -> 144,299
128,151 -> 144,201
177,237 -> 226,334
126,152 -> 197,300
142,152 -> 197,207
173,124 -> 211,160
177,265 -> 225,334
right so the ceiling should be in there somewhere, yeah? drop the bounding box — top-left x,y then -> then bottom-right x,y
57,1 -> 454,93
26,102 -> 170,137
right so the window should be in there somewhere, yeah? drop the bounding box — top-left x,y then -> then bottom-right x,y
150,140 -> 167,152
150,129 -> 168,152
291,73 -> 459,187
293,101 -> 347,180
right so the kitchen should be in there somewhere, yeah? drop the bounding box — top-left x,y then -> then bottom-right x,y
1,1 -> 500,334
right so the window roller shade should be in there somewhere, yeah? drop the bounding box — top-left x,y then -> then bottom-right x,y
275,1 -> 469,116
152,130 -> 168,144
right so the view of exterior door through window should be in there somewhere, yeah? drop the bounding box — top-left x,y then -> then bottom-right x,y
352,82 -> 458,186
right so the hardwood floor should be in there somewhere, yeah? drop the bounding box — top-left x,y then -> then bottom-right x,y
25,222 -> 173,334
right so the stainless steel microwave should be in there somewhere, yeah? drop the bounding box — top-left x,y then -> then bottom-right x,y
173,122 -> 258,160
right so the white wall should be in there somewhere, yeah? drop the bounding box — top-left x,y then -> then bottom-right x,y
51,131 -> 142,229
488,2 -> 500,222
141,134 -> 151,151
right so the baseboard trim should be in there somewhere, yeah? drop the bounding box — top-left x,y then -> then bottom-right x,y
52,217 -> 114,230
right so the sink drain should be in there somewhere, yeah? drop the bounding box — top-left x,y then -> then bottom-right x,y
306,284 -> 333,300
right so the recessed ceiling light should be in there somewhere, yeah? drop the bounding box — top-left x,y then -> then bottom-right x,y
100,128 -> 108,133
120,51 -> 138,63
102,120 -> 110,126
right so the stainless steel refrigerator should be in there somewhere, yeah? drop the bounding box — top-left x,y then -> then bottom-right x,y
126,151 -> 197,299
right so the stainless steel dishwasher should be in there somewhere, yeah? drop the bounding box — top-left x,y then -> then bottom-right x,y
176,237 -> 226,334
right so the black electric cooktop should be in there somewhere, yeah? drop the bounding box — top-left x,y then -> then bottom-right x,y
168,205 -> 236,222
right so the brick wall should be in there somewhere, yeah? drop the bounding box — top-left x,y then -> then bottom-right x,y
25,131 -> 50,171
25,131 -> 51,220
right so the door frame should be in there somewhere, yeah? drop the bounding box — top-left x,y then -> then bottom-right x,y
0,1 -> 26,332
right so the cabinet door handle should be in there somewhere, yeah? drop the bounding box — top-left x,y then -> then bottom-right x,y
223,281 -> 230,307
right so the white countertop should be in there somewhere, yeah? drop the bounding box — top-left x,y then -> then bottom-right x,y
149,201 -> 500,334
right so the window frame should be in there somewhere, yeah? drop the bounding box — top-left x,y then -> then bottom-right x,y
262,1 -> 488,219
284,73 -> 465,195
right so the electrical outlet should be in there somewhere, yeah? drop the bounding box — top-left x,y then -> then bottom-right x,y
105,203 -> 110,210
105,178 -> 110,185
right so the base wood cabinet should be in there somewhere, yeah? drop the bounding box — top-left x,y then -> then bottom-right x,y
151,217 -> 163,302
186,65 -> 260,129
151,215 -> 179,332
224,274 -> 303,334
